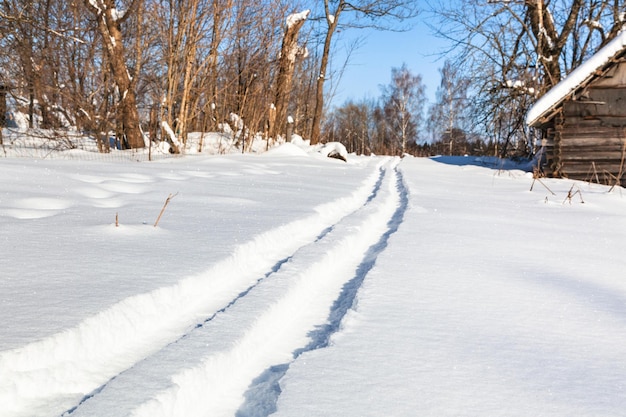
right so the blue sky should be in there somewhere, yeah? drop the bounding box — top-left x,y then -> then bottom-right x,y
328,16 -> 450,108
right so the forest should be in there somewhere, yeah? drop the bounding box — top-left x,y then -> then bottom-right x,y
1,1 -> 625,158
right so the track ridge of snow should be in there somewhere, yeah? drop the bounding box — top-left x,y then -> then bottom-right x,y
0,158 -> 391,417
63,158 -> 403,417
296,164 -> 409,353
238,165 -> 410,416
129,158 -> 403,417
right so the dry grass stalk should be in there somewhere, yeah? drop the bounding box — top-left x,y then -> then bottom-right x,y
563,184 -> 584,204
608,140 -> 626,192
154,192 -> 179,227
530,168 -> 556,196
585,162 -> 600,184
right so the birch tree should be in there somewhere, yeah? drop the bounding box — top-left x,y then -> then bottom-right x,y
380,64 -> 425,155
426,60 -> 470,144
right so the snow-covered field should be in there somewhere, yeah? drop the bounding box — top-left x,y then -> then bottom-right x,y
2,141 -> 626,417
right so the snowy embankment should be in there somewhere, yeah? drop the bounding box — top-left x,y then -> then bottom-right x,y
2,148 -> 626,416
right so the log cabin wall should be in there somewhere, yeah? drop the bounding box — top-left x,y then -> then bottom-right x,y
549,60 -> 626,183
540,114 -> 559,177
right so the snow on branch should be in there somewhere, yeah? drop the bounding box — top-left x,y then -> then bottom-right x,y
287,10 -> 310,28
111,8 -> 126,21
88,0 -> 103,14
584,19 -> 603,30
87,0 -> 131,22
161,121 -> 182,148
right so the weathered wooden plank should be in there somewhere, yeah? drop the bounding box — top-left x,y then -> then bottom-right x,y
563,116 -> 626,127
561,168 -> 625,180
560,133 -> 625,141
561,151 -> 626,160
591,61 -> 626,87
560,139 -> 624,146
561,161 -> 625,173
560,138 -> 626,148
563,151 -> 624,157
565,161 -> 623,169
562,118 -> 604,127
563,161 -> 624,169
561,126 -> 623,131
561,144 -> 624,153
560,124 -> 626,134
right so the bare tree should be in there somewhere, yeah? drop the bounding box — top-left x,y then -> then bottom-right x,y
151,0 -> 220,152
206,0 -> 233,131
83,0 -> 145,149
0,0 -> 361,155
309,0 -> 418,145
426,59 -> 471,146
0,85 -> 6,145
1,1 -> 103,133
380,64 -> 426,155
324,99 -> 373,154
430,0 -> 626,158
217,0 -> 292,148
271,10 -> 310,140
2,0 -> 48,128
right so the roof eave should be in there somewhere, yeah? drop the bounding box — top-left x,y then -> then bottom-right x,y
526,31 -> 626,127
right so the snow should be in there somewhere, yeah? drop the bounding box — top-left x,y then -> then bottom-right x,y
88,0 -> 102,14
160,120 -> 181,148
110,7 -> 125,21
585,19 -> 603,30
527,30 -> 626,126
2,142 -> 626,417
286,10 -> 310,28
318,141 -> 349,160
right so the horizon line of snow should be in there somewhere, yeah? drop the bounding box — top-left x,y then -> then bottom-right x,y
0,158 -> 392,417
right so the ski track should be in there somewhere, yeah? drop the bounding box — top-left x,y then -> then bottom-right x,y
0,157 -> 397,417
60,158 -> 407,417
238,163 -> 410,417
64,158 -> 406,417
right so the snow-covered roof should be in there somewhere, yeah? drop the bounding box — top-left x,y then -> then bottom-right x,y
527,31 -> 626,127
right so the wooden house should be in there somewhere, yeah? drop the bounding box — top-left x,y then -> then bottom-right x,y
527,32 -> 626,184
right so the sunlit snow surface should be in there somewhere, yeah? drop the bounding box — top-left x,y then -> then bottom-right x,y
1,147 -> 626,417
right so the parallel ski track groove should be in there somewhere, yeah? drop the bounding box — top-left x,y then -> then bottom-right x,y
61,161 -> 393,417
123,160 -> 405,417
238,165 -> 409,416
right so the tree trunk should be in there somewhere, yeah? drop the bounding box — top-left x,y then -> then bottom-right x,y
85,0 -> 144,149
270,10 -> 309,140
311,1 -> 341,145
0,85 -> 6,145
207,0 -> 232,131
526,0 -> 583,90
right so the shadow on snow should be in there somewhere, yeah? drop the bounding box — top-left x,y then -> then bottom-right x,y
236,167 -> 409,417
429,155 -> 534,171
